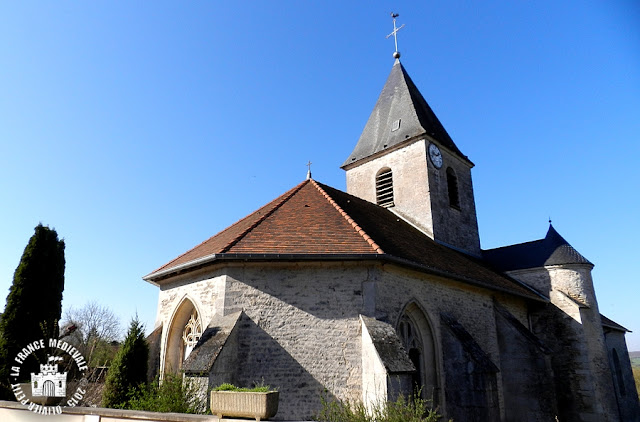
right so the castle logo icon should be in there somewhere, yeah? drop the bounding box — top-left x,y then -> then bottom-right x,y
31,355 -> 67,398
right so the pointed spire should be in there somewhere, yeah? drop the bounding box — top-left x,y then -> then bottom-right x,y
342,62 -> 469,168
306,161 -> 312,180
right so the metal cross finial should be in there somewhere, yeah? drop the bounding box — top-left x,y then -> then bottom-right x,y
386,12 -> 405,59
306,160 -> 312,180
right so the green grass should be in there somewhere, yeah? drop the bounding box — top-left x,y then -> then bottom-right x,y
211,383 -> 273,393
633,367 -> 640,400
630,357 -> 640,368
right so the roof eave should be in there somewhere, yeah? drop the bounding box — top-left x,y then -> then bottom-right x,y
143,253 -> 388,284
381,255 -> 547,303
341,134 -> 474,171
144,252 -> 545,302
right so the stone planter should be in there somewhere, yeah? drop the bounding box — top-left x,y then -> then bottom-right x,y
210,390 -> 279,421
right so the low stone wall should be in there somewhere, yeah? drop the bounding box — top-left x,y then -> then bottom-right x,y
0,400 -> 311,422
0,400 -> 217,422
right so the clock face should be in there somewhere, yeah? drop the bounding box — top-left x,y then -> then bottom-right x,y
428,143 -> 443,168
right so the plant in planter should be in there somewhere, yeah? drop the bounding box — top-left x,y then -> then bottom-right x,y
210,383 -> 279,421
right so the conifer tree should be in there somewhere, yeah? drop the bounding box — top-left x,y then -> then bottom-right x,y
0,224 -> 65,400
102,317 -> 149,408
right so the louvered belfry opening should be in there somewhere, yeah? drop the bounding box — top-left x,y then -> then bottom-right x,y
376,168 -> 394,207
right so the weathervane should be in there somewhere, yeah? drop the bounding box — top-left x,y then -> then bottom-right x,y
386,13 -> 405,59
306,160 -> 312,180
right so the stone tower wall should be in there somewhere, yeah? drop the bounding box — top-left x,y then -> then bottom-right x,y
428,144 -> 481,256
345,140 -> 434,237
344,138 -> 480,256
510,265 -> 621,421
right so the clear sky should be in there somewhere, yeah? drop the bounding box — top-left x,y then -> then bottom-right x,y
1,2 -> 639,350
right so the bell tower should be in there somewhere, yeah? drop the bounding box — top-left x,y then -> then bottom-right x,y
341,59 -> 481,256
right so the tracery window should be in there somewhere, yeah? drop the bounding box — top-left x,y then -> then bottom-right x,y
398,315 -> 424,392
181,309 -> 202,361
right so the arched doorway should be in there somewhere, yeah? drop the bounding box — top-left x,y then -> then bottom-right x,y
397,302 -> 439,401
164,297 -> 203,373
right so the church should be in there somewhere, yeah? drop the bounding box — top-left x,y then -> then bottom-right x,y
143,50 -> 639,421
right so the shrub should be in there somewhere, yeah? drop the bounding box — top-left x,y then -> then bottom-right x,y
102,317 -> 148,408
317,393 -> 450,422
211,382 -> 273,393
126,373 -> 205,414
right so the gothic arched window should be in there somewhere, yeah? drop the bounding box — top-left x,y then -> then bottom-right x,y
397,303 -> 439,402
164,298 -> 203,374
399,315 -> 424,392
446,167 -> 460,209
376,168 -> 394,207
182,309 -> 202,361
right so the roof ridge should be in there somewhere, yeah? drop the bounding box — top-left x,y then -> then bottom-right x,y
310,179 -> 384,254
219,180 -> 309,253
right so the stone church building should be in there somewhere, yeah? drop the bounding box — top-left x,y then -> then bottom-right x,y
144,58 -> 639,421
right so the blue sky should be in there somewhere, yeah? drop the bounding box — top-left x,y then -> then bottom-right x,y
1,2 -> 639,350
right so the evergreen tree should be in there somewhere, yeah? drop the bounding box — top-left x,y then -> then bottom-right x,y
102,317 -> 149,408
0,224 -> 65,400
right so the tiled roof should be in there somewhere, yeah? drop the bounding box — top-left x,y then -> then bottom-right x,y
601,314 -> 630,332
342,60 -> 469,168
483,225 -> 592,272
145,179 -> 541,301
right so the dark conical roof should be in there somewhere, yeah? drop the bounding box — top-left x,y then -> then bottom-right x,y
342,60 -> 469,167
483,224 -> 592,271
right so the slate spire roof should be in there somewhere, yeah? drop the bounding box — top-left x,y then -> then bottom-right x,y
342,60 -> 469,168
483,224 -> 593,272
144,179 -> 541,302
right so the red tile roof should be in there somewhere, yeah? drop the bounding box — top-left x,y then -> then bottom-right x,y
145,179 -> 542,301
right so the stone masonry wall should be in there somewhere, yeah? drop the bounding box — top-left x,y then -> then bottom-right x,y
345,140 -> 434,237
222,263 -> 367,420
158,262 -> 372,420
344,138 -> 481,256
603,330 -> 640,422
511,265 -> 621,421
156,261 -> 538,420
155,268 -> 227,375
371,264 -> 531,420
427,143 -> 481,256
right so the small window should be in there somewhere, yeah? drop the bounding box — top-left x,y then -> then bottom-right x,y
446,167 -> 460,209
376,168 -> 394,207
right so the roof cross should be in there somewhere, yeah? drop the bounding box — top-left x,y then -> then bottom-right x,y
386,13 -> 405,59
306,160 -> 312,180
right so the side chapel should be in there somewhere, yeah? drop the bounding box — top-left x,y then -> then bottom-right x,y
144,50 -> 639,421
